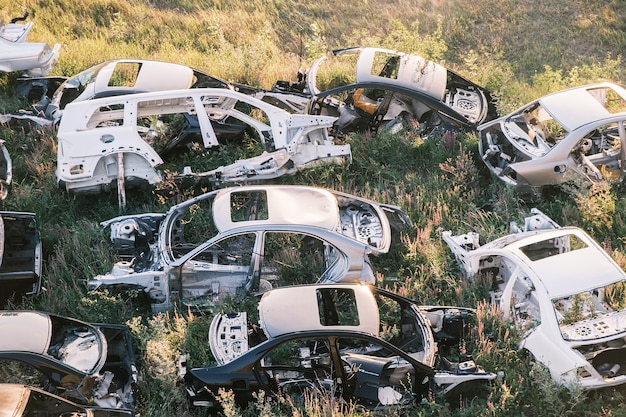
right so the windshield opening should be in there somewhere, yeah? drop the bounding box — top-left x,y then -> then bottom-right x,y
504,103 -> 567,157
47,317 -> 101,374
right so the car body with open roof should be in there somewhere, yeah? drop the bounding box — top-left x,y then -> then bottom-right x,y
182,284 -> 497,411
88,185 -> 410,312
478,82 -> 626,199
443,208 -> 626,390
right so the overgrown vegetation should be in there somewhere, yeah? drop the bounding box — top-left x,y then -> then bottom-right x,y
2,0 -> 626,415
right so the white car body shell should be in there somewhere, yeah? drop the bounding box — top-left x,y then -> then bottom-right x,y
56,88 -> 350,193
89,185 -> 409,312
443,209 -> 626,390
0,20 -> 60,76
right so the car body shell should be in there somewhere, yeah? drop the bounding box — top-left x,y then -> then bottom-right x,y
0,311 -> 137,409
0,211 -> 42,304
443,208 -> 626,390
0,18 -> 60,76
183,284 -> 496,411
88,185 -> 410,312
42,58 -> 250,121
56,87 -> 350,193
478,82 -> 626,199
270,47 -> 496,136
0,383 -> 135,417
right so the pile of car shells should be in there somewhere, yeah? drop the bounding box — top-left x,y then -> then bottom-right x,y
3,13 -> 626,416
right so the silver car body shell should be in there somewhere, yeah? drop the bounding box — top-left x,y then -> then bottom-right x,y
56,88 -> 350,193
0,20 -> 60,76
443,209 -> 626,390
478,82 -> 626,197
89,185 -> 409,311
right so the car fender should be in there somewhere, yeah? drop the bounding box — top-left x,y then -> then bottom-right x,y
57,126 -> 163,188
521,325 -> 587,384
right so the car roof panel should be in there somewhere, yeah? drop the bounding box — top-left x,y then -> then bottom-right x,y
525,246 -> 625,298
540,86 -> 613,131
355,48 -> 448,98
0,311 -> 51,354
212,186 -> 340,232
95,60 -> 195,93
259,284 -> 379,338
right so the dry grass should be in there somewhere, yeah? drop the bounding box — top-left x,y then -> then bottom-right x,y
0,0 -> 626,415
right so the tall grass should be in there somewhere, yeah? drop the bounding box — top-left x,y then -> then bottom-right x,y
2,0 -> 626,415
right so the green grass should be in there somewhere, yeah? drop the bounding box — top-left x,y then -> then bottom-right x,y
2,0 -> 626,415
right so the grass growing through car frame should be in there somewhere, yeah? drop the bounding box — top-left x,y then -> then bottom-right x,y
3,0 -> 626,415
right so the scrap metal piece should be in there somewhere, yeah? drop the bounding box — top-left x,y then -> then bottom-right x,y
0,14 -> 60,76
56,88 -> 350,194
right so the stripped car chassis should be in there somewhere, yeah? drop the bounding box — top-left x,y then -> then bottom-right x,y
56,88 -> 351,207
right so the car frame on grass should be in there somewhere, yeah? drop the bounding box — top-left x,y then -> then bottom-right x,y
56,87 -> 350,196
0,383 -> 135,417
181,283 -> 497,411
271,47 -> 497,137
443,208 -> 626,390
0,310 -> 137,409
87,185 -> 410,312
478,82 -> 626,199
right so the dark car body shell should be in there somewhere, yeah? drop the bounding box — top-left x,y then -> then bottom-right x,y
183,285 -> 496,411
0,212 -> 42,304
0,311 -> 137,410
0,383 -> 135,417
